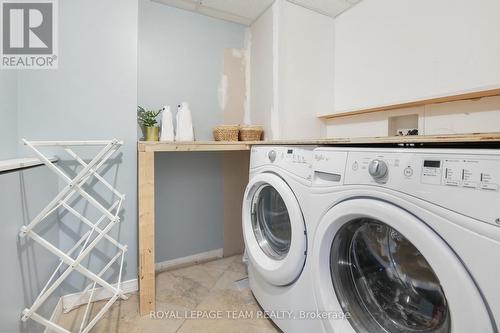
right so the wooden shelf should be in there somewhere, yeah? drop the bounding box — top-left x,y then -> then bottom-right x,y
138,141 -> 259,152
308,132 -> 500,145
319,87 -> 500,120
139,133 -> 500,152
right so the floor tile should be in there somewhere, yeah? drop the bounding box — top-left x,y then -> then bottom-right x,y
56,255 -> 281,333
177,318 -> 279,333
226,255 -> 247,275
156,270 -> 212,310
199,255 -> 239,272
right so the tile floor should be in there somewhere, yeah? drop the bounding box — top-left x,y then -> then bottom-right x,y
57,255 -> 282,332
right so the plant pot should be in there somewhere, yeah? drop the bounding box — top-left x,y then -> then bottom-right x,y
145,126 -> 160,141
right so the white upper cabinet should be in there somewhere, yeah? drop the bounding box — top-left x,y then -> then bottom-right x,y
332,0 -> 500,115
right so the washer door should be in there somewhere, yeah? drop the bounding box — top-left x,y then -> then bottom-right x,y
312,199 -> 493,333
243,173 -> 306,286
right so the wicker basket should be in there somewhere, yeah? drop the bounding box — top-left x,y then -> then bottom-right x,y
213,125 -> 240,141
239,125 -> 263,141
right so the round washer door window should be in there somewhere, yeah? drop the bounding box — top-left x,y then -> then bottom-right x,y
242,173 -> 307,286
331,218 -> 449,333
312,198 -> 494,333
252,184 -> 292,260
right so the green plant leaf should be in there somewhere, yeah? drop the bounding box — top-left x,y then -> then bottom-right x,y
137,105 -> 162,127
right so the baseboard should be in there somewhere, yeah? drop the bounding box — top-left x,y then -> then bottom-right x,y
43,297 -> 63,333
61,278 -> 138,314
41,250 -> 222,332
155,248 -> 223,273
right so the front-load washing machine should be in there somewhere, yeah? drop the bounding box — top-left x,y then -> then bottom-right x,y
309,147 -> 500,333
242,145 -> 324,333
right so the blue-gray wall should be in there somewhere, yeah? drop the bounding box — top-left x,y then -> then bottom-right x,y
138,0 -> 246,261
154,152 -> 224,262
0,1 -> 244,330
16,0 -> 138,293
0,72 -> 18,160
0,166 -> 60,333
0,1 -> 138,329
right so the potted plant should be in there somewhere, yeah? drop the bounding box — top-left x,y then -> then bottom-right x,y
138,106 -> 162,141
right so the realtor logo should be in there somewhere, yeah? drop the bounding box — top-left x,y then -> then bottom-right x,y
1,0 -> 58,69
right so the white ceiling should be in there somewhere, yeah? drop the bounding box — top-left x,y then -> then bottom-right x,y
152,0 -> 361,26
289,0 -> 361,17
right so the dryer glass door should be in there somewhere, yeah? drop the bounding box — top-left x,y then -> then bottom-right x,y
330,218 -> 450,333
252,184 -> 292,260
242,173 -> 307,286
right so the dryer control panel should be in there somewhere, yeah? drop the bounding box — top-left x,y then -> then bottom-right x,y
313,147 -> 500,226
250,146 -> 314,180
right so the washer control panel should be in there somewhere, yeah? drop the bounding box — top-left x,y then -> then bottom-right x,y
442,159 -> 498,191
313,147 -> 500,226
368,159 -> 389,180
417,158 -> 499,191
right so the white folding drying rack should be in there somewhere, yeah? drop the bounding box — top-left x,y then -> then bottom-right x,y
19,139 -> 128,333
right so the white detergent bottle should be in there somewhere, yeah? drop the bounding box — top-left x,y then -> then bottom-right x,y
175,102 -> 194,141
160,105 -> 174,142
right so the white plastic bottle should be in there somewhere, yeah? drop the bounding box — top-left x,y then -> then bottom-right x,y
175,102 -> 194,141
160,105 -> 174,142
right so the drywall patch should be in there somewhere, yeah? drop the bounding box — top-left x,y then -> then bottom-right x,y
232,48 -> 244,58
243,28 -> 252,125
218,74 -> 229,111
222,48 -> 246,124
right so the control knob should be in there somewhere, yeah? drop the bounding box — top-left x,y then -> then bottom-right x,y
268,150 -> 277,162
368,159 -> 388,180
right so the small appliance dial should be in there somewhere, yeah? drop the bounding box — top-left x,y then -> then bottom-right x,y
404,166 -> 414,177
268,150 -> 277,162
368,159 -> 388,180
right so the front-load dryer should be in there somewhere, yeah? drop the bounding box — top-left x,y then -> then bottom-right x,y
242,145 -> 323,333
309,147 -> 500,333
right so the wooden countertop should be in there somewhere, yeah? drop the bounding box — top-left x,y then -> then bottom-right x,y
138,141 -> 255,152
138,133 -> 500,152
